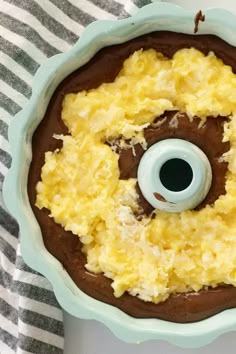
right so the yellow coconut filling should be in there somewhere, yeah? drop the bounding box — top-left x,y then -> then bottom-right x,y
36,48 -> 236,304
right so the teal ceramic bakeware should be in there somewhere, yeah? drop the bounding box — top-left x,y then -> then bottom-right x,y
3,2 -> 236,348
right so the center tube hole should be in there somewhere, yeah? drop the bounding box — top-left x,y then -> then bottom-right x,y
159,158 -> 193,192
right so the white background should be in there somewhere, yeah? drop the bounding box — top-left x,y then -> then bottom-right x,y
64,1 -> 236,353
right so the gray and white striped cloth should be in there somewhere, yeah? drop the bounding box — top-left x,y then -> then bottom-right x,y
0,0 -> 154,353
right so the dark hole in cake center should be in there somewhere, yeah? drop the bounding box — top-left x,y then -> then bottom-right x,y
159,158 -> 193,192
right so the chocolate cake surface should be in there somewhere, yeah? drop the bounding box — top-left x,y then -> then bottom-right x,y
28,32 -> 236,323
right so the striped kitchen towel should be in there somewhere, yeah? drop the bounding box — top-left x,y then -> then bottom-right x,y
0,0 -> 154,353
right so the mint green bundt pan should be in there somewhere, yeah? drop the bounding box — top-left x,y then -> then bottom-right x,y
3,2 -> 236,348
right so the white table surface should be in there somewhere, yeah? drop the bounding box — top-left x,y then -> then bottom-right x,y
64,1 -> 236,353
64,313 -> 236,354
